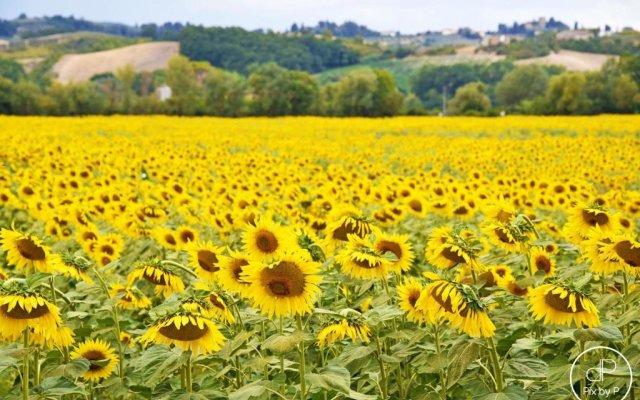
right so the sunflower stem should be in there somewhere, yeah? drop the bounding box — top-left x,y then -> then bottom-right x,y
23,329 -> 29,400
296,315 -> 307,399
375,334 -> 388,400
487,336 -> 504,392
578,340 -> 586,400
622,273 -> 631,347
91,267 -> 125,382
471,268 -> 478,284
261,321 -> 269,380
34,347 -> 40,386
525,249 -> 533,277
160,260 -> 198,279
434,324 -> 447,399
49,276 -> 57,304
185,351 -> 193,393
279,316 -> 285,395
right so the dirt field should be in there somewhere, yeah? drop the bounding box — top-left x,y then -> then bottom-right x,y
52,41 -> 179,83
515,49 -> 615,71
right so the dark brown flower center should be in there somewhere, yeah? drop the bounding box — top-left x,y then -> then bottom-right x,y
478,271 -> 496,287
261,261 -> 305,297
16,238 -> 46,261
83,350 -> 108,371
409,199 -> 422,212
614,241 -> 640,267
496,210 -> 514,223
197,250 -> 219,272
408,290 -> 420,307
544,291 -> 585,313
332,218 -> 370,242
353,257 -> 383,269
582,209 -> 609,226
255,229 -> 278,253
441,246 -> 466,264
377,240 -> 402,260
180,230 -> 195,243
143,269 -> 168,285
231,259 -> 250,282
494,228 -> 515,244
535,255 -> 552,273
209,294 -> 225,309
1,301 -> 49,319
159,319 -> 209,341
165,234 -> 177,246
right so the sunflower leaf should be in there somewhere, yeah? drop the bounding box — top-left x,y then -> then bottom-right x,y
228,381 -> 267,400
447,341 -> 480,388
305,365 -> 351,395
262,331 -> 303,354
42,358 -> 90,379
573,325 -> 623,342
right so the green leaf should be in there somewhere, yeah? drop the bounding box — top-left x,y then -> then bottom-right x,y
504,358 -> 547,379
43,358 -> 90,379
305,365 -> 351,394
0,367 -> 18,396
26,272 -> 51,289
511,338 -> 543,351
229,381 -> 267,400
131,345 -> 187,388
262,331 -> 303,354
573,325 -> 623,342
348,389 -> 378,400
33,376 -> 85,396
447,341 -> 479,388
333,345 -> 374,366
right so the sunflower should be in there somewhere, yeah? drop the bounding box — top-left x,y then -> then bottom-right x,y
336,235 -> 391,280
482,222 -> 527,254
528,284 -> 600,328
151,227 -> 180,251
109,283 -> 152,310
325,205 -> 374,251
185,285 -> 236,325
425,226 -> 484,272
0,228 -> 60,274
529,248 -> 556,277
564,203 -> 614,242
56,253 -> 94,284
448,300 -> 495,338
397,277 -> 429,324
415,279 -> 464,324
374,233 -> 414,273
0,290 -> 61,341
139,312 -> 225,355
242,216 -> 297,262
486,265 -> 515,289
31,324 -> 75,349
242,252 -> 322,318
317,317 -> 370,348
484,197 -> 517,223
598,234 -> 640,277
217,250 -> 252,297
70,339 -> 118,382
187,241 -> 226,282
127,260 -> 185,297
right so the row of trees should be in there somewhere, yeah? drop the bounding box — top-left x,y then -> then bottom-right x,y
1,54 -> 639,116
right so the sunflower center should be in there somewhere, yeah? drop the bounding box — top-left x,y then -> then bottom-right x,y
353,257 -> 383,269
409,199 -> 422,212
180,231 -> 195,243
377,241 -> 402,260
441,246 -> 466,264
496,210 -> 513,223
494,228 -> 515,244
159,319 -> 209,341
614,241 -> 640,267
255,230 -> 278,253
431,283 -> 456,313
1,302 -> 50,319
332,218 -> 370,241
544,291 -> 585,313
16,238 -> 46,261
261,261 -> 305,297
165,234 -> 177,246
408,290 -> 420,307
197,250 -> 219,272
209,294 -> 225,309
581,209 -> 609,226
232,259 -> 249,282
143,269 -> 168,285
478,271 -> 495,287
535,256 -> 552,273
83,350 -> 108,371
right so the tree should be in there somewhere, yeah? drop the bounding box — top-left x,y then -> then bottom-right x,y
334,69 -> 403,116
448,82 -> 491,115
496,65 -> 549,108
372,70 -> 403,116
612,74 -> 639,113
247,63 -> 317,116
0,59 -> 26,82
116,64 -> 136,113
166,55 -> 198,115
545,73 -> 588,114
203,68 -> 247,116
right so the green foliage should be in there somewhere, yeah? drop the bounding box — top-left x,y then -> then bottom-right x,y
559,32 -> 640,55
496,65 -> 550,108
332,68 -> 403,116
448,82 -> 492,115
247,63 -> 318,116
0,59 -> 26,82
179,26 -> 359,74
545,73 -> 589,114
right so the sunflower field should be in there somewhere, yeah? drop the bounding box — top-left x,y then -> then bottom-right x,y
0,115 -> 639,400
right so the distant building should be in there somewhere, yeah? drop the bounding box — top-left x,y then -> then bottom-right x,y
156,85 -> 172,101
556,30 -> 594,41
0,39 -> 9,51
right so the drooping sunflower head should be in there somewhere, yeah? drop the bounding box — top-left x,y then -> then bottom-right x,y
317,314 -> 370,349
242,252 -> 322,318
599,234 -> 640,277
109,283 -> 152,310
139,311 -> 226,355
326,205 -> 373,250
0,228 -> 60,274
217,249 -> 252,297
374,233 -> 414,273
415,278 -> 464,324
336,234 -> 391,280
482,221 -> 527,254
31,323 -> 75,349
426,226 -> 484,272
565,203 -> 614,242
449,297 -> 496,338
529,247 -> 556,278
484,197 -> 517,224
56,253 -> 94,284
127,259 -> 185,298
528,283 -> 600,328
187,241 -> 226,283
70,339 -> 118,382
397,277 -> 429,324
186,284 -> 236,325
0,289 -> 62,342
242,215 -> 297,262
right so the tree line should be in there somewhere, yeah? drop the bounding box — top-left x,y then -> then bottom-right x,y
1,53 -> 639,116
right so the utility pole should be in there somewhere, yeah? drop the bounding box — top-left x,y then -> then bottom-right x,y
442,86 -> 447,116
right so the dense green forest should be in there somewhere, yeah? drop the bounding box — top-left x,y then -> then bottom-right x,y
178,26 -> 360,73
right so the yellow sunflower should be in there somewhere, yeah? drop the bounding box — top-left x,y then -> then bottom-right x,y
482,222 -> 526,254
425,226 -> 484,272
56,254 -> 94,284
336,235 -> 391,280
325,205 -> 374,251
0,290 -> 61,341
564,203 -> 615,242
185,285 -> 236,325
70,339 -> 118,382
582,228 -> 625,276
139,312 -> 225,355
528,284 -> 600,328
317,318 -> 370,348
415,279 -> 464,324
176,225 -> 198,249
598,234 -> 640,277
529,247 -> 556,277
0,228 -> 60,274
397,277 -> 429,324
242,252 -> 322,318
242,216 -> 297,262
374,233 -> 414,273
187,241 -> 226,282
449,301 -> 496,338
151,227 -> 180,251
217,250 -> 252,297
109,284 -> 152,310
31,324 -> 75,349
483,197 -> 517,223
127,260 -> 185,297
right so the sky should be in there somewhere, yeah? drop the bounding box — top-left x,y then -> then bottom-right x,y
1,0 -> 638,34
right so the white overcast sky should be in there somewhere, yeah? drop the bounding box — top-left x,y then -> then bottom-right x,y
1,0 -> 638,33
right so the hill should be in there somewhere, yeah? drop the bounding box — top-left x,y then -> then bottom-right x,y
52,41 -> 178,83
515,49 -> 616,71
